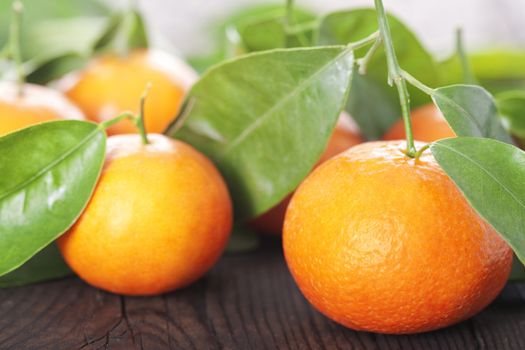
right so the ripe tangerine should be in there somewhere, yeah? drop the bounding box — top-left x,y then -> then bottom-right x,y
58,134 -> 232,296
383,104 -> 455,142
59,49 -> 197,135
283,140 -> 512,334
0,82 -> 84,136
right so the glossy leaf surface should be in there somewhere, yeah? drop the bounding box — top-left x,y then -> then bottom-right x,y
431,137 -> 525,263
432,85 -> 513,144
169,47 -> 354,220
0,121 -> 106,276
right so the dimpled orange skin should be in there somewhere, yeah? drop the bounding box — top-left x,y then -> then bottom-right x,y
251,113 -> 364,235
58,134 -> 232,296
383,104 -> 456,142
60,49 -> 197,135
283,141 -> 513,334
0,82 -> 84,136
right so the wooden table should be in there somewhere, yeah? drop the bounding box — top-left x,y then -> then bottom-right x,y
1,238 -> 525,349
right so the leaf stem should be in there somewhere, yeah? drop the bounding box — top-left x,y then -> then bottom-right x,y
401,70 -> 435,95
357,36 -> 382,74
347,30 -> 380,51
98,112 -> 136,130
373,0 -> 416,157
414,144 -> 430,161
455,28 -> 477,85
136,83 -> 151,145
9,1 -> 26,97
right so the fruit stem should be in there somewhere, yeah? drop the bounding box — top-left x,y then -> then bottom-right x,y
136,83 -> 151,145
9,1 -> 26,97
455,28 -> 477,85
357,36 -> 382,74
373,0 -> 416,158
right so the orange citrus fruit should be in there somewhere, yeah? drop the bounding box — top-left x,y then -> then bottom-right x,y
251,113 -> 363,235
59,49 -> 197,135
58,134 -> 232,296
0,82 -> 84,136
283,140 -> 512,334
383,104 -> 455,142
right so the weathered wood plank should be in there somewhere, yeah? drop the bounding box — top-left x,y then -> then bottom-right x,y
1,239 -> 524,350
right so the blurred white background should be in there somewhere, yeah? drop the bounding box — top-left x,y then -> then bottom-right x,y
134,0 -> 525,58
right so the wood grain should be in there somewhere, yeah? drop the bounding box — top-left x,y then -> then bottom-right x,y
1,238 -> 525,350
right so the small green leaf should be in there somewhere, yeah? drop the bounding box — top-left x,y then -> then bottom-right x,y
0,244 -> 71,288
26,53 -> 89,85
0,120 -> 106,276
318,9 -> 439,139
497,90 -> 525,140
431,85 -> 513,144
95,10 -> 148,55
431,137 -> 525,264
168,46 -> 354,220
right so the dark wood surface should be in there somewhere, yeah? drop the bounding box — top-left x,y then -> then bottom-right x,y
1,238 -> 525,350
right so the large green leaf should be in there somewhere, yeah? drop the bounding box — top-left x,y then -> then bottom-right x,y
431,85 -> 513,144
168,46 -> 354,220
431,137 -> 525,263
0,120 -> 106,276
497,90 -> 525,140
317,9 -> 439,140
0,244 -> 71,287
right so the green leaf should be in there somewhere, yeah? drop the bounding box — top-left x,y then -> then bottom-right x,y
95,10 -> 149,55
236,11 -> 317,52
187,5 -> 315,73
317,9 -> 439,139
497,90 -> 525,140
431,85 -> 513,144
26,53 -> 89,85
0,244 -> 71,288
431,137 -> 525,264
168,46 -> 354,220
0,0 -> 108,58
0,120 -> 106,276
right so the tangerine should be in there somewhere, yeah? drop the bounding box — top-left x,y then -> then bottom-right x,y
59,49 -> 197,135
283,140 -> 512,334
383,104 -> 455,142
58,134 -> 232,296
0,82 -> 84,136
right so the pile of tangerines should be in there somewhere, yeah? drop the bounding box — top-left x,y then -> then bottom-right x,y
0,1 -> 516,335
